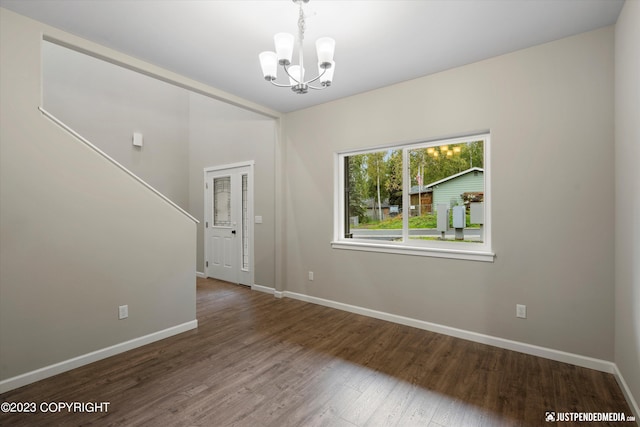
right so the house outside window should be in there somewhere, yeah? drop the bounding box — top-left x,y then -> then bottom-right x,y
333,133 -> 494,262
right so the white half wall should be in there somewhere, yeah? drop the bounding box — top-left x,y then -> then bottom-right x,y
0,8 -> 197,384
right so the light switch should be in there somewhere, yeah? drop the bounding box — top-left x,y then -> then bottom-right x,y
255,216 -> 263,224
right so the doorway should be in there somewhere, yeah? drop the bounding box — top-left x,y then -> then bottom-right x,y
204,162 -> 254,286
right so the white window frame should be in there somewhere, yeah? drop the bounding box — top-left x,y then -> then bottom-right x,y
332,133 -> 495,262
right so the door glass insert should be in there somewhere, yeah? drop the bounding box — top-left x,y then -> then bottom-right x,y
213,176 -> 232,226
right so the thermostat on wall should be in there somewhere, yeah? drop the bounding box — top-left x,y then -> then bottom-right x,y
133,132 -> 143,147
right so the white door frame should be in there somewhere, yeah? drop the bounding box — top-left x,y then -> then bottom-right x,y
204,161 -> 255,286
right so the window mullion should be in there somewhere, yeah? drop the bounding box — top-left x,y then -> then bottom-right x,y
402,147 -> 409,243
344,156 -> 352,238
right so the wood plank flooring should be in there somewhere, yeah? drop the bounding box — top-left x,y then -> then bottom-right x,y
0,277 -> 636,426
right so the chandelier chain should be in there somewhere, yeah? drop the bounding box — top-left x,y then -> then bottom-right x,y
298,3 -> 306,43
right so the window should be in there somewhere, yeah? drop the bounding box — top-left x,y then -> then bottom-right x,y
333,133 -> 494,262
241,173 -> 249,271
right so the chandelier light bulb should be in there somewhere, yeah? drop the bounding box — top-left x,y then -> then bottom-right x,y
259,51 -> 278,81
318,61 -> 335,85
274,33 -> 294,65
316,37 -> 336,67
288,65 -> 305,85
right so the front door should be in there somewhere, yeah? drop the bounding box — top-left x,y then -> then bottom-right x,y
204,163 -> 253,285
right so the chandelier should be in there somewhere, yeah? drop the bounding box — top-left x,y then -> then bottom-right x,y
259,0 -> 335,94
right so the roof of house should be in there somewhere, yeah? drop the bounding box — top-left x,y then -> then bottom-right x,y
409,167 -> 484,195
409,185 -> 433,195
425,167 -> 484,188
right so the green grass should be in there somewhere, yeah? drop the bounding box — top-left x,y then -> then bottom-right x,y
411,236 -> 483,243
354,212 -> 481,230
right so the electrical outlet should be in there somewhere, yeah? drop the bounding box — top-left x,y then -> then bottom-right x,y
308,271 -> 314,281
119,305 -> 128,320
516,304 -> 526,319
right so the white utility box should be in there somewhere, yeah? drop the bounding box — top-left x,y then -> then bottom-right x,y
470,202 -> 484,224
436,204 -> 449,233
453,206 -> 466,229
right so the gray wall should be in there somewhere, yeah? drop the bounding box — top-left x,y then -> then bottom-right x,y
282,27 -> 615,360
43,41 -> 190,209
188,93 -> 277,285
0,9 -> 196,381
615,0 -> 640,412
42,40 -> 278,287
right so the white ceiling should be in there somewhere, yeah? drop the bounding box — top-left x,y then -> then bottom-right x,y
0,0 -> 624,113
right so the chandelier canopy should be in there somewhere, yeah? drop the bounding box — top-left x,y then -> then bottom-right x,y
259,0 -> 335,94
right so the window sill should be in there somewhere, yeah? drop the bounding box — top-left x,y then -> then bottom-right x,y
331,240 -> 495,262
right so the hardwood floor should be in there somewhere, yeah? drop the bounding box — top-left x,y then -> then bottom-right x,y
1,277 -> 635,426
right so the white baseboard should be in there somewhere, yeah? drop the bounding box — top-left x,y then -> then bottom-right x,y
196,271 -> 206,278
0,320 -> 198,394
613,364 -> 640,421
251,284 -> 275,294
282,290 -> 616,373
251,284 -> 283,299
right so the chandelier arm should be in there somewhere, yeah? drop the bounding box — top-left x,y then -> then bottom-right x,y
301,67 -> 327,85
269,80 -> 296,88
307,84 -> 329,91
283,62 -> 327,86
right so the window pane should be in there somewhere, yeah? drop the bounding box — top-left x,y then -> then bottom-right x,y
213,176 -> 231,227
408,140 -> 484,243
345,149 -> 403,242
241,174 -> 249,270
